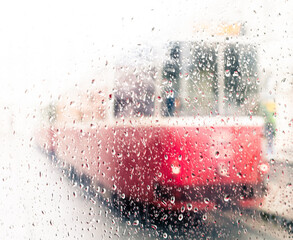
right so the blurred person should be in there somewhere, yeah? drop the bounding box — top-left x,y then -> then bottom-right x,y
262,101 -> 276,159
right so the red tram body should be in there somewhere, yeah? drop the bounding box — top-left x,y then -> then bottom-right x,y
41,118 -> 267,212
38,39 -> 269,213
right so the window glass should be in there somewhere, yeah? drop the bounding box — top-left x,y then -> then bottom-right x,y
161,42 -> 181,116
224,44 -> 259,115
114,47 -> 156,118
56,91 -> 107,124
184,42 -> 218,116
114,66 -> 156,118
1,1 -> 293,239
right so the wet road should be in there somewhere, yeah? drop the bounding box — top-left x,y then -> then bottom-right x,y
0,134 -> 292,239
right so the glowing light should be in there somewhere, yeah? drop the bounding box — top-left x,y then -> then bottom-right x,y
216,23 -> 242,36
172,166 -> 180,175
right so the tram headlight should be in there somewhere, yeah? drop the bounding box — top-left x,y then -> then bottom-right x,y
171,165 -> 181,175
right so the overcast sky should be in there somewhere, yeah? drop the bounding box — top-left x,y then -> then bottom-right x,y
0,0 -> 292,108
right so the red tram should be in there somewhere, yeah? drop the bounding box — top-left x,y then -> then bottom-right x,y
38,40 -> 269,213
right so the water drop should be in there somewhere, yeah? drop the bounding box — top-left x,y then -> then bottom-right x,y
133,220 -> 139,226
151,224 -> 157,230
181,206 -> 185,213
233,71 -> 239,77
187,203 -> 192,211
225,70 -> 231,77
224,194 -> 230,202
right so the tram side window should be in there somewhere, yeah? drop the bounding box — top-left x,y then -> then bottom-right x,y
114,67 -> 155,118
224,44 -> 258,116
80,92 -> 107,121
56,91 -> 107,124
56,94 -> 83,124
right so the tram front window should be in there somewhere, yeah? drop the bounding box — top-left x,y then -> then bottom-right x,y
185,43 -> 218,116
161,43 -> 181,117
224,44 -> 258,116
161,42 -> 218,117
161,42 -> 258,117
